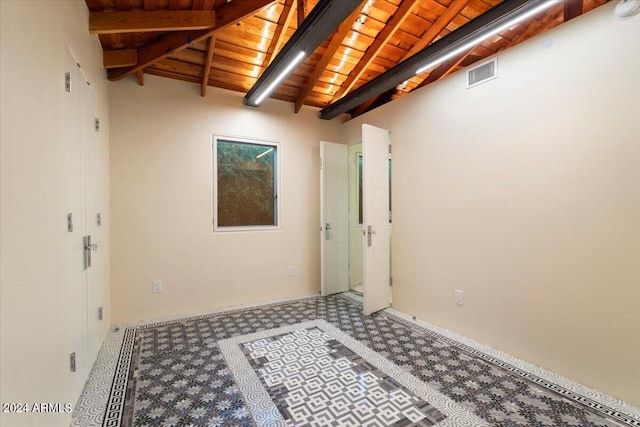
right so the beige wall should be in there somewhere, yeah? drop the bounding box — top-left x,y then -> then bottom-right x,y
0,1 -> 110,426
342,3 -> 640,406
109,76 -> 342,324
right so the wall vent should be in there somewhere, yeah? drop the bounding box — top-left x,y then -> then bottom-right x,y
467,58 -> 497,88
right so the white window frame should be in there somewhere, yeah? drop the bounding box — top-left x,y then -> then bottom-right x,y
212,134 -> 281,233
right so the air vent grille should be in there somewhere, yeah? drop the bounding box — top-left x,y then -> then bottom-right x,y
467,58 -> 497,88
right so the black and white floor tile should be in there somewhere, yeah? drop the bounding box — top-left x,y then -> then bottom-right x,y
71,293 -> 640,427
220,320 -> 487,426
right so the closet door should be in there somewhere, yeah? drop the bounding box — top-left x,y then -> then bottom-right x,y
65,47 -> 89,402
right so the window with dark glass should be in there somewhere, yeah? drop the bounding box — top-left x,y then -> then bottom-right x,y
214,137 -> 279,230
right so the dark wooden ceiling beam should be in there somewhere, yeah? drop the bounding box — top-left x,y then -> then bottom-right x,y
107,0 -> 276,81
297,0 -> 306,27
201,35 -> 216,97
349,0 -> 469,116
103,49 -> 137,68
262,0 -> 296,70
564,0 -> 583,21
294,1 -> 368,113
353,46 -> 476,117
137,70 -> 144,86
331,0 -> 420,102
349,96 -> 378,118
414,44 -> 478,90
90,10 -> 217,34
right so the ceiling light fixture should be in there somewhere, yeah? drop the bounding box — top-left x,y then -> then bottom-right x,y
254,51 -> 306,105
320,0 -> 561,120
416,0 -> 560,75
244,0 -> 363,107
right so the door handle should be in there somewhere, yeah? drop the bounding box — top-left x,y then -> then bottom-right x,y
83,235 -> 92,269
367,225 -> 375,247
325,223 -> 331,240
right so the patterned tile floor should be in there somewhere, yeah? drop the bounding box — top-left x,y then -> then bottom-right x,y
243,326 -> 444,426
219,320 -> 484,426
73,294 -> 640,427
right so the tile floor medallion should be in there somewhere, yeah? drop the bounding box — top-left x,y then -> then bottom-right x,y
219,320 -> 484,426
71,294 -> 640,427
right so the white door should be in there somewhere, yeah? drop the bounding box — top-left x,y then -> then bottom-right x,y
85,87 -> 103,363
65,47 -> 89,402
362,124 -> 391,315
320,141 -> 349,296
65,47 -> 104,403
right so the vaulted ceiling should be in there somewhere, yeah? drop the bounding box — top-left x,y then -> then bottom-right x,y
85,0 -> 607,118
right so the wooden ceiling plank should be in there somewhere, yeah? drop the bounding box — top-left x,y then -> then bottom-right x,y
564,0 -> 583,21
143,0 -> 158,11
170,48 -> 206,65
154,58 -> 204,77
294,0 -> 368,113
90,10 -> 217,34
85,0 -> 104,12
402,0 -> 470,61
114,0 -> 130,11
107,0 -> 276,81
262,0 -> 296,70
103,49 -> 138,68
331,0 -> 420,102
148,68 -> 255,98
201,35 -> 216,97
507,8 -> 557,48
354,0 -> 470,112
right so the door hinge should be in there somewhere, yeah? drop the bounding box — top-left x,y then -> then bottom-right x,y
67,213 -> 74,232
70,352 -> 76,372
98,307 -> 103,321
388,144 -> 392,154
96,212 -> 102,227
390,277 -> 393,287
94,118 -> 100,132
319,156 -> 323,170
65,72 -> 71,93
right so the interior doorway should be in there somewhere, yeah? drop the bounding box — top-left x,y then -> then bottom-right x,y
348,143 -> 363,295
320,124 -> 391,316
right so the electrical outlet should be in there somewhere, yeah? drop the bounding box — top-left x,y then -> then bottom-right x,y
152,280 -> 162,293
454,289 -> 464,306
287,266 -> 295,277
